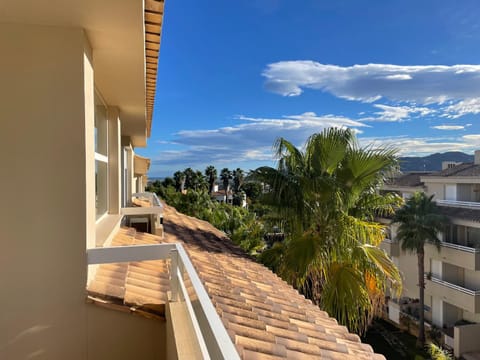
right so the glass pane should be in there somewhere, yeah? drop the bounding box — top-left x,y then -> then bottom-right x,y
94,93 -> 108,156
96,160 -> 108,219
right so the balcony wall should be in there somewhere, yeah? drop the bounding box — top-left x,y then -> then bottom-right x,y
425,243 -> 480,271
425,277 -> 480,313
454,323 -> 480,358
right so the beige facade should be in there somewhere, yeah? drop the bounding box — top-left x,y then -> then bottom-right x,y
0,1 -> 164,359
382,169 -> 480,357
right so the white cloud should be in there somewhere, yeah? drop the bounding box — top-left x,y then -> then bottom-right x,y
443,98 -> 480,118
152,112 -> 367,168
362,104 -> 436,122
262,62 -> 480,111
431,125 -> 466,130
359,136 -> 472,156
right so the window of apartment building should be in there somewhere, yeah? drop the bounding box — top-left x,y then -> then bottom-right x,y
95,92 -> 108,219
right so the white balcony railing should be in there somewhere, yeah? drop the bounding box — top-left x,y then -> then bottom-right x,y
121,192 -> 163,216
429,276 -> 480,296
436,199 -> 480,209
87,243 -> 240,360
441,241 -> 480,254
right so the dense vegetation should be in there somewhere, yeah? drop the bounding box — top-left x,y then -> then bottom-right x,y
147,166 -> 267,254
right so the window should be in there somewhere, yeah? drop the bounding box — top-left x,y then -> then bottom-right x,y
95,93 -> 108,219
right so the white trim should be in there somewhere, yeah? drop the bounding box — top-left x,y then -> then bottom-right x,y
177,267 -> 211,360
95,152 -> 108,163
174,245 -> 240,360
121,206 -> 163,215
87,243 -> 176,264
437,199 -> 480,209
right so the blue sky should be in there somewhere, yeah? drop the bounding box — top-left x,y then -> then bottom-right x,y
139,0 -> 480,177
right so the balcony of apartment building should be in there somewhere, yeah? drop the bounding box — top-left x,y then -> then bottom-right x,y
122,192 -> 164,236
426,225 -> 480,271
436,183 -> 480,209
425,261 -> 480,314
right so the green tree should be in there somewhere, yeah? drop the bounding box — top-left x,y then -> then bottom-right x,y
162,177 -> 175,188
205,165 -> 218,193
220,168 -> 232,198
252,128 -> 402,334
392,192 -> 448,347
233,168 -> 244,193
173,171 -> 186,192
183,167 -> 196,190
242,181 -> 263,202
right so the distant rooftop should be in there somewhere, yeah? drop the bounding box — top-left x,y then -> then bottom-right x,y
422,163 -> 480,177
384,172 -> 432,188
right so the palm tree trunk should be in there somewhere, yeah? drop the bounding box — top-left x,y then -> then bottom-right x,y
417,247 -> 425,348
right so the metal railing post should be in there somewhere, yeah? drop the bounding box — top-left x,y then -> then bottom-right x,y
170,248 -> 179,302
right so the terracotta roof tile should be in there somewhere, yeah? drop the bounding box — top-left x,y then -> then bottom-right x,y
87,205 -> 385,359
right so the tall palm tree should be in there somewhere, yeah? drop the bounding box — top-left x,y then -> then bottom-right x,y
205,165 -> 217,193
252,127 -> 402,334
392,192 -> 448,347
233,168 -> 244,193
173,171 -> 186,192
183,167 -> 195,190
220,168 -> 232,199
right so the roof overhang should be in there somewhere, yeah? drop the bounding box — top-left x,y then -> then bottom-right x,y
134,154 -> 151,176
1,0 -> 163,148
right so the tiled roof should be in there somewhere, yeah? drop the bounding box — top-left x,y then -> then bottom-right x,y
385,172 -> 430,187
88,204 -> 385,359
425,163 -> 480,177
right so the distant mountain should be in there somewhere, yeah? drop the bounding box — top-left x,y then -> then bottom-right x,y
399,152 -> 474,172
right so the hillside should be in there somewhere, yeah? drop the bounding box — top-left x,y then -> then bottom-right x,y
399,152 -> 473,172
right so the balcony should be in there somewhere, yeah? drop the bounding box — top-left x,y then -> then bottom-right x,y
122,192 -> 163,235
425,276 -> 480,313
87,242 -> 240,359
436,199 -> 480,209
380,238 -> 400,257
425,242 -> 480,271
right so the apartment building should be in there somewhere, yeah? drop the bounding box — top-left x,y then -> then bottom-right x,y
381,156 -> 480,358
1,1 -> 387,359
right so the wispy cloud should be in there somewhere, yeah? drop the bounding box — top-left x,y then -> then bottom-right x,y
362,104 -> 435,122
359,135 -> 474,156
151,112 -> 367,168
262,61 -> 480,118
431,125 -> 468,130
443,98 -> 480,118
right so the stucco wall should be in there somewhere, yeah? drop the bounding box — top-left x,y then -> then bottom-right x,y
465,268 -> 480,290
396,249 -> 419,299
87,305 -> 166,360
454,323 -> 480,358
425,183 -> 444,200
0,23 -> 93,359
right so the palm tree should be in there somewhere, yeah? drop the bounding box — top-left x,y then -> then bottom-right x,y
173,171 -> 186,192
220,168 -> 232,199
252,127 -> 403,334
205,165 -> 217,193
233,168 -> 244,193
183,167 -> 195,190
392,192 -> 448,347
